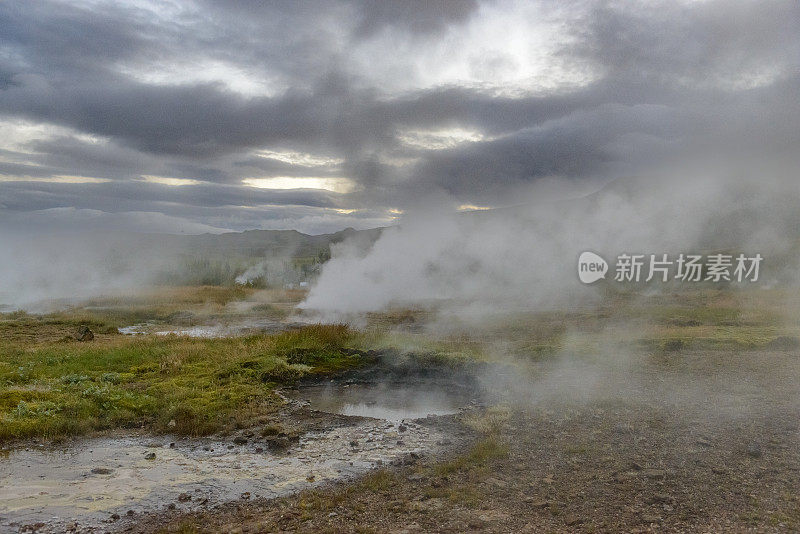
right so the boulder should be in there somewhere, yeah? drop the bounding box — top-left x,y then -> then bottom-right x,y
74,325 -> 94,341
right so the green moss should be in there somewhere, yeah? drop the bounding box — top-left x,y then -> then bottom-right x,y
0,324 -> 365,440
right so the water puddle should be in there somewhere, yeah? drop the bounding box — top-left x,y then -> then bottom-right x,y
287,382 -> 474,421
118,319 -> 295,338
0,421 -> 445,533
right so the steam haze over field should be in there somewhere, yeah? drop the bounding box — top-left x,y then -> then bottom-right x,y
1,0 -> 799,309
6,4 -> 800,533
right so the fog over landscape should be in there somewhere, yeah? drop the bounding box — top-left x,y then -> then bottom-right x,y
4,3 -> 800,533
1,0 -> 799,310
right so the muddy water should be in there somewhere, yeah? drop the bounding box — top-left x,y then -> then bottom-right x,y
0,420 -> 445,533
287,382 -> 475,421
118,318 -> 294,338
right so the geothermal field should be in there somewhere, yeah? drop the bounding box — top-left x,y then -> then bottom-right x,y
2,1 -> 800,533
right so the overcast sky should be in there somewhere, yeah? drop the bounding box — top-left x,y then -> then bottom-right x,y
0,0 -> 798,235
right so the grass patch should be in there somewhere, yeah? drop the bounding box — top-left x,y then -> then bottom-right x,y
0,324 -> 363,441
434,437 -> 509,476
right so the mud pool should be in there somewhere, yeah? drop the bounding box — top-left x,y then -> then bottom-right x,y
0,419 -> 447,533
286,382 -> 475,421
117,318 -> 295,338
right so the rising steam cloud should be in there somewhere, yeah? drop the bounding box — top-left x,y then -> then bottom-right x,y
302,166 -> 800,320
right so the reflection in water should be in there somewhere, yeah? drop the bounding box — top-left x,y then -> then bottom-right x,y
289,382 -> 472,420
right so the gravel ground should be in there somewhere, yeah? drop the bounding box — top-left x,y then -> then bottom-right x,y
137,348 -> 800,533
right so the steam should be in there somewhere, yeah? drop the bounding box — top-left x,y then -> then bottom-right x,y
0,232 -> 174,310
301,167 -> 800,321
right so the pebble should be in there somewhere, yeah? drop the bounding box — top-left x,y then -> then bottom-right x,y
642,469 -> 665,480
90,467 -> 113,475
747,442 -> 763,458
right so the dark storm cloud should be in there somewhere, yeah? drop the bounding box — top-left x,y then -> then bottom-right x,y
0,0 -> 798,233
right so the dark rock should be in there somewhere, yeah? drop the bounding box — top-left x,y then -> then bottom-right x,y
178,493 -> 191,502
398,424 -> 408,432
91,467 -> 114,475
110,513 -> 120,521
642,469 -> 665,480
144,452 -> 156,460
648,493 -> 674,504
265,436 -> 294,452
612,423 -> 632,434
233,436 -> 248,445
747,442 -> 763,458
264,432 -> 300,452
74,325 -> 94,342
565,516 -> 583,526
670,318 -> 701,327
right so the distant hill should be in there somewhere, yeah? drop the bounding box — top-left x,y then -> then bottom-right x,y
137,227 -> 384,286
155,227 -> 383,261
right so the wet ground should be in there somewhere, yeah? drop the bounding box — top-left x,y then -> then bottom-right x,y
285,382 -> 474,421
139,348 -> 800,534
117,318 -> 299,338
1,380 -> 471,533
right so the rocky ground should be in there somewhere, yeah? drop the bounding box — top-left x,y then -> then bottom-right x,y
137,347 -> 800,533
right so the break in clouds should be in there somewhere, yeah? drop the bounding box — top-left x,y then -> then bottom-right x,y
1,0 -> 800,310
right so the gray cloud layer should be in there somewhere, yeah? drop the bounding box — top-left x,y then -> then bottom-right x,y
0,0 -> 798,234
